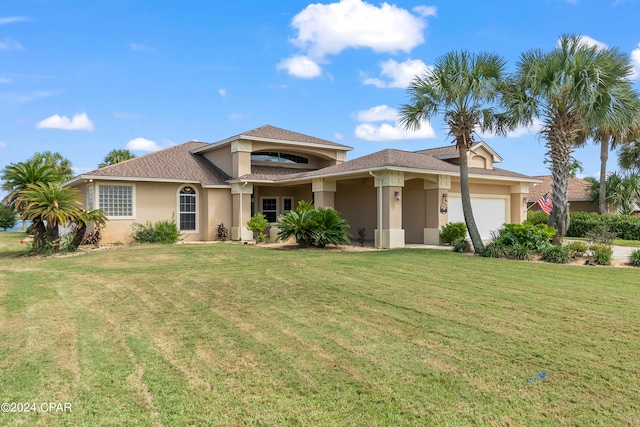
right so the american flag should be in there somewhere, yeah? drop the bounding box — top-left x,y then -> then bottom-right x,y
537,193 -> 553,215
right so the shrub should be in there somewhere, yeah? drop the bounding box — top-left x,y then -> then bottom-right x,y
131,219 -> 180,244
564,241 -> 588,258
452,237 -> 471,253
495,222 -> 556,252
357,227 -> 366,247
630,249 -> 640,267
277,206 -> 350,248
481,240 -> 507,258
440,222 -> 467,244
589,244 -> 613,266
215,222 -> 229,241
247,213 -> 270,243
585,224 -> 617,246
567,212 -> 640,240
541,245 -> 571,264
526,210 -> 549,226
311,207 -> 351,248
506,242 -> 534,261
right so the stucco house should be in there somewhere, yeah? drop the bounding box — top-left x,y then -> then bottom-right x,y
64,125 -> 539,248
527,175 -> 599,213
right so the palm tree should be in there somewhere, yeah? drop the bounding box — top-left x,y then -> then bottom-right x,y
618,139 -> 640,173
99,149 -> 136,168
592,108 -> 640,214
399,51 -> 510,253
1,160 -> 62,209
502,35 -> 639,243
19,182 -> 81,248
69,208 -> 108,250
28,151 -> 74,181
589,172 -> 640,215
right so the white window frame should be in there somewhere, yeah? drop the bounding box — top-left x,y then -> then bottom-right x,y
86,184 -> 94,210
98,184 -> 135,219
177,185 -> 199,233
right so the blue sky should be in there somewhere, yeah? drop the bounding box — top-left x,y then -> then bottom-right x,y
1,0 -> 640,185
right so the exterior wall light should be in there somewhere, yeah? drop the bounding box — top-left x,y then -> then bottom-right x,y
440,193 -> 448,214
394,191 -> 401,201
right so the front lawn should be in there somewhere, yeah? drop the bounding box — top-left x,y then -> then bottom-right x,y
1,232 -> 638,425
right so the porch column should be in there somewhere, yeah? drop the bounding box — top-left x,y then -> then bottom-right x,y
373,171 -> 405,249
423,175 -> 451,245
312,178 -> 336,208
231,182 -> 254,241
510,183 -> 529,224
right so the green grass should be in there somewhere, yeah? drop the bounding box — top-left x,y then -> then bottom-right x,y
1,231 -> 639,425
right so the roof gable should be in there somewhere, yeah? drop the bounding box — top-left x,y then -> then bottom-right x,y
415,141 -> 503,164
67,142 -> 230,186
193,124 -> 353,153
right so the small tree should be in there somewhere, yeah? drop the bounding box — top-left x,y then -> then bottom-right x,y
0,203 -> 17,230
247,213 -> 270,243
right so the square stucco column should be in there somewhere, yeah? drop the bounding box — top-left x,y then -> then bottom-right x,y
372,171 -> 405,249
312,179 -> 336,208
231,182 -> 253,241
423,175 -> 451,245
231,140 -> 252,178
510,183 -> 529,224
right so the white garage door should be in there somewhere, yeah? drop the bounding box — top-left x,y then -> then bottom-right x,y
448,197 -> 507,240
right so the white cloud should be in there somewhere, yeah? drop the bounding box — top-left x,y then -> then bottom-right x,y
277,55 -> 322,78
36,113 -> 94,131
334,132 -> 343,140
362,58 -> 431,88
0,16 -> 30,26
228,112 -> 244,120
0,77 -> 11,84
218,88 -> 227,97
130,43 -> 155,52
125,137 -> 161,152
281,0 -> 434,78
0,39 -> 23,50
355,105 -> 399,122
355,121 -> 436,141
0,141 -> 7,149
291,0 -> 429,58
630,43 -> 640,81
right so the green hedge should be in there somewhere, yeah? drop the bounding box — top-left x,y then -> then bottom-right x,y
566,212 -> 640,240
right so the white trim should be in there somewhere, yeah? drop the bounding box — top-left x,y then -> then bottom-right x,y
177,185 -> 199,234
192,135 -> 353,154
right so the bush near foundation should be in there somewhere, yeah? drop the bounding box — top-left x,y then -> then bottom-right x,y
567,212 -> 640,240
131,219 -> 180,244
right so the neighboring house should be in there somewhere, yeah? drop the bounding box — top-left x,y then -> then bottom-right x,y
527,175 -> 599,213
64,125 -> 539,248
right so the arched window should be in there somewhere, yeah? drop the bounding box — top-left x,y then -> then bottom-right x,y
179,186 -> 197,231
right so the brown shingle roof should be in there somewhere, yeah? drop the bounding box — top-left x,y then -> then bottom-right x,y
233,148 -> 535,182
527,175 -> 593,201
77,142 -> 230,186
242,125 -> 349,148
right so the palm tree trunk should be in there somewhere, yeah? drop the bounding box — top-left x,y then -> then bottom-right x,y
548,138 -> 573,245
458,143 -> 484,253
598,135 -> 610,214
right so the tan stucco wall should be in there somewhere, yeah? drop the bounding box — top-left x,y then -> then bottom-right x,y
469,146 -> 494,170
202,146 -> 233,177
71,180 -> 232,244
403,179 -> 427,244
335,178 -> 377,242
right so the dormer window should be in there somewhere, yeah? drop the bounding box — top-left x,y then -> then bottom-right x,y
252,151 -> 309,165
